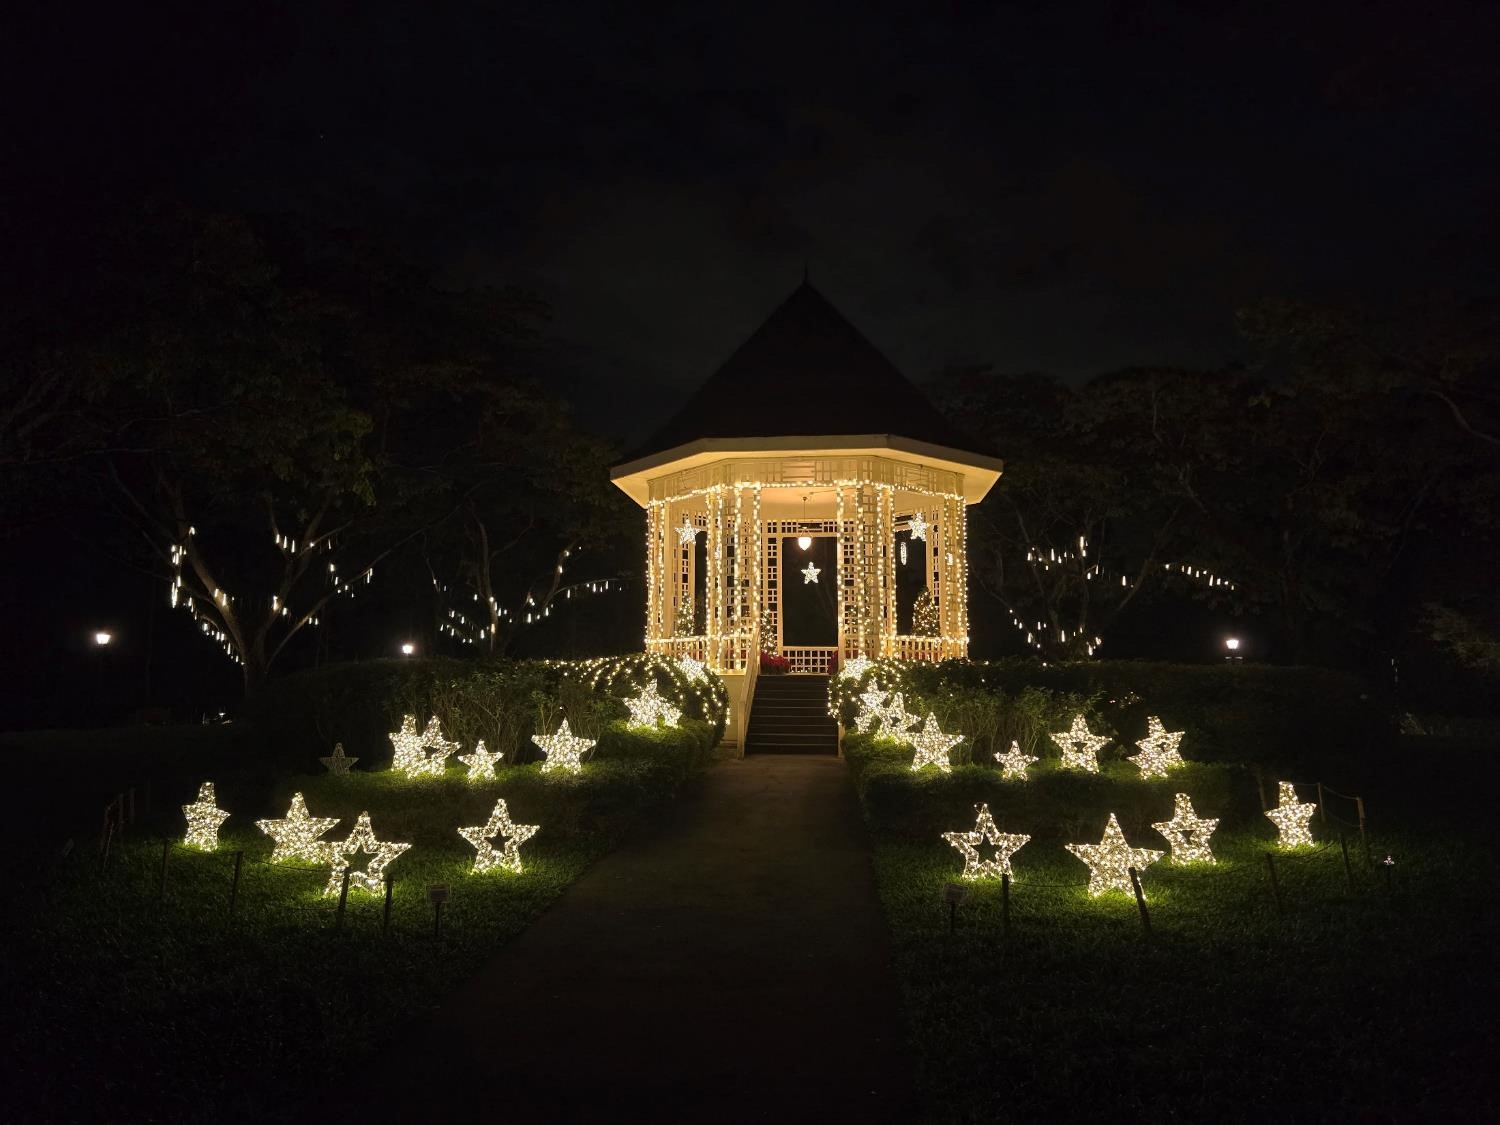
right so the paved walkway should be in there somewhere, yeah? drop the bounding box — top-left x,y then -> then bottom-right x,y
366,755 -> 911,1123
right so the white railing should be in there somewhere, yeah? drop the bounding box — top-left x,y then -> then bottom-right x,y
892,635 -> 946,663
782,646 -> 838,675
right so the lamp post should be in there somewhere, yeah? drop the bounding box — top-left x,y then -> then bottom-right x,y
1224,636 -> 1242,663
94,631 -> 113,648
400,642 -> 416,657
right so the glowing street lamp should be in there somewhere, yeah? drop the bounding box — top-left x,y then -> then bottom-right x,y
400,642 -> 416,656
1224,636 -> 1242,662
93,631 -> 113,647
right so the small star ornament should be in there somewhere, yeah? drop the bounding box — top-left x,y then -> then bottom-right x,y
839,656 -> 873,682
325,811 -> 410,895
676,518 -> 699,545
319,742 -> 358,776
855,686 -> 889,733
1128,716 -> 1186,778
624,681 -> 681,729
182,781 -> 230,851
459,799 -> 540,874
1050,714 -> 1111,773
908,511 -> 929,541
676,655 -> 707,682
1152,792 -> 1219,865
879,693 -> 923,742
533,718 -> 597,774
1066,812 -> 1165,897
256,792 -> 340,863
997,740 -> 1039,780
389,715 -> 460,778
457,740 -> 503,781
1266,781 -> 1317,848
909,713 -> 963,773
801,561 -> 821,584
943,804 -> 1030,880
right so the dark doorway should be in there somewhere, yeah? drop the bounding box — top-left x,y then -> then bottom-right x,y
780,536 -> 838,646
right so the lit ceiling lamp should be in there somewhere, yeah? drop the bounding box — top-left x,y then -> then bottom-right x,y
797,495 -> 812,551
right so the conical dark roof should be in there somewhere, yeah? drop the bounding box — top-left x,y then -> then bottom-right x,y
626,282 -> 977,461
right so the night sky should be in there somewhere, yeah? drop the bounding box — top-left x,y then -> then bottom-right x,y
10,1 -> 1498,444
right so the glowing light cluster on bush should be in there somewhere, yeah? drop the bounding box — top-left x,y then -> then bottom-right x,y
1066,813 -> 1164,897
389,715 -> 460,778
459,799 -> 540,874
182,781 -> 230,851
256,792 -> 340,862
458,740 -> 503,781
1266,781 -> 1317,848
943,803 -> 1030,880
909,713 -> 963,773
625,681 -> 682,729
533,718 -> 596,774
676,655 -> 707,683
1050,714 -> 1110,773
319,742 -> 358,776
1152,792 -> 1218,865
838,656 -> 872,682
1128,716 -> 1185,778
325,812 -> 410,895
997,741 -> 1038,780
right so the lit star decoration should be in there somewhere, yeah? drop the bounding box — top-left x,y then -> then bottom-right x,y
801,561 -> 821,584
1152,792 -> 1219,865
624,681 -> 682,729
909,713 -> 964,773
389,715 -> 460,778
457,740 -> 503,781
1266,781 -> 1317,848
908,511 -> 929,541
1128,716 -> 1186,778
676,655 -> 707,683
458,799 -> 540,875
879,693 -> 923,742
1066,813 -> 1165,897
675,519 -> 699,545
533,718 -> 597,774
839,656 -> 873,682
182,781 -> 230,851
997,740 -> 1039,780
319,742 -> 358,776
325,811 -> 411,896
1050,714 -> 1111,773
255,792 -> 340,863
855,686 -> 890,733
943,804 -> 1031,880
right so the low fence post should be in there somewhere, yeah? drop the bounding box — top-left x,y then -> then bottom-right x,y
382,874 -> 394,936
1338,832 -> 1354,893
158,839 -> 171,901
334,871 -> 351,930
1128,867 -> 1152,937
1265,852 -> 1285,916
1316,782 -> 1327,828
227,850 -> 244,919
1356,797 -> 1371,868
1000,872 -> 1011,942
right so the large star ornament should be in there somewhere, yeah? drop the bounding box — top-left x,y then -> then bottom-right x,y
1066,812 -> 1164,897
997,740 -> 1039,780
1128,716 -> 1186,778
458,799 -> 540,874
879,693 -> 923,742
256,792 -> 340,862
908,511 -> 929,541
325,811 -> 411,895
533,718 -> 597,774
457,740 -> 504,781
1050,713 -> 1111,773
319,742 -> 358,776
855,686 -> 889,733
839,656 -> 873,682
182,781 -> 230,851
675,519 -> 699,545
676,655 -> 707,682
1266,781 -> 1317,848
909,713 -> 964,773
389,715 -> 460,778
624,681 -> 681,729
801,561 -> 821,584
1152,792 -> 1219,864
943,804 -> 1030,880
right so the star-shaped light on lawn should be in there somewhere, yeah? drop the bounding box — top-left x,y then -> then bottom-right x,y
909,713 -> 963,773
1152,792 -> 1219,865
319,742 -> 358,776
1050,713 -> 1111,773
943,804 -> 1030,880
256,792 -> 340,863
1066,812 -> 1165,897
839,655 -> 873,682
855,686 -> 889,733
1266,781 -> 1317,848
624,681 -> 681,729
879,693 -> 923,743
389,715 -> 460,778
675,519 -> 699,545
458,798 -> 540,874
908,511 -> 929,541
801,561 -> 821,584
182,781 -> 230,851
533,718 -> 596,774
1128,716 -> 1186,778
457,740 -> 503,781
324,811 -> 410,895
676,655 -> 707,683
997,740 -> 1039,780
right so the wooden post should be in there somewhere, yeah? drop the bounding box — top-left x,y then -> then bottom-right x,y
98,821 -> 114,874
1128,867 -> 1151,936
382,875 -> 394,936
227,850 -> 244,918
334,870 -> 351,930
1356,797 -> 1371,868
158,839 -> 171,901
1000,872 -> 1011,941
1338,832 -> 1354,893
1264,852 -> 1284,916
433,899 -> 444,940
1254,767 -> 1268,812
1382,856 -> 1395,896
1316,781 -> 1327,828
114,794 -> 125,842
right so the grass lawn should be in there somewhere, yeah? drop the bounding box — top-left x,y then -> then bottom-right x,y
870,806 -> 1497,1120
2,722 -> 717,1123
